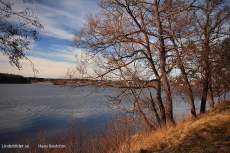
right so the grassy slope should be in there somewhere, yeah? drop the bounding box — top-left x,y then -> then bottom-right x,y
130,101 -> 230,153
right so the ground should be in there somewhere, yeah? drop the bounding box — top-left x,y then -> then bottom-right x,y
130,101 -> 230,153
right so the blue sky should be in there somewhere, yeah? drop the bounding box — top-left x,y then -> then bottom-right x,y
0,0 -> 100,78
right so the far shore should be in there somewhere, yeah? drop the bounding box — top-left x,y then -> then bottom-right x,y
31,82 -> 53,84
0,82 -> 52,84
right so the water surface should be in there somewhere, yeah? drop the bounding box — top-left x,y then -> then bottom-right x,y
0,84 -> 228,149
0,84 -> 115,146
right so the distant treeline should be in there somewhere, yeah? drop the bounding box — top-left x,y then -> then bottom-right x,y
0,73 -> 44,84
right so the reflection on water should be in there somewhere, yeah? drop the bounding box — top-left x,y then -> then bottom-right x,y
0,84 -> 115,146
0,84 -> 229,148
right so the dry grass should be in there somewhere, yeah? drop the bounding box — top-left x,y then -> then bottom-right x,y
129,101 -> 230,153
14,115 -> 134,153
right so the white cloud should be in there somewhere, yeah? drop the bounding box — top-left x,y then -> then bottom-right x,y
11,0 -> 100,40
0,53 -> 76,78
27,46 -> 81,63
0,0 -> 101,78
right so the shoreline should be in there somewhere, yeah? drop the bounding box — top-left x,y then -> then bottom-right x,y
0,82 -> 53,84
31,82 -> 53,84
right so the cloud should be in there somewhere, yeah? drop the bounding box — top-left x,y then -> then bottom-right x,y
0,0 -> 101,78
0,53 -> 76,78
12,0 -> 101,40
27,44 -> 82,63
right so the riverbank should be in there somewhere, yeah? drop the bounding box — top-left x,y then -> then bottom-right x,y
31,81 -> 53,84
130,100 -> 230,153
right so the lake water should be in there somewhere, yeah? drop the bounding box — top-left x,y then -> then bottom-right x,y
0,84 -> 228,151
0,84 -> 118,148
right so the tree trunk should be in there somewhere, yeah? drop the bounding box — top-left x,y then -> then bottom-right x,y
208,87 -> 215,109
171,38 -> 197,117
154,0 -> 175,126
200,75 -> 209,114
147,58 -> 166,126
162,75 -> 175,126
155,80 -> 166,126
146,88 -> 164,127
185,82 -> 197,117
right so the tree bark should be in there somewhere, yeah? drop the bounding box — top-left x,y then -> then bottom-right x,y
154,0 -> 175,126
200,80 -> 208,113
208,87 -> 215,109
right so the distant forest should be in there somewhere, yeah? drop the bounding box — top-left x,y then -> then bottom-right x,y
0,73 -> 42,83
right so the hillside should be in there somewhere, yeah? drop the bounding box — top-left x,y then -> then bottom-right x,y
130,101 -> 230,153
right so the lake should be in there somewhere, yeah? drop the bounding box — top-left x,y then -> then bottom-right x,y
0,84 -> 228,151
0,84 -> 118,148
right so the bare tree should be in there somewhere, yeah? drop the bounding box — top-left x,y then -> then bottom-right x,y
69,0 -> 199,128
190,0 -> 230,113
161,2 -> 198,117
211,37 -> 230,103
0,0 -> 43,73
